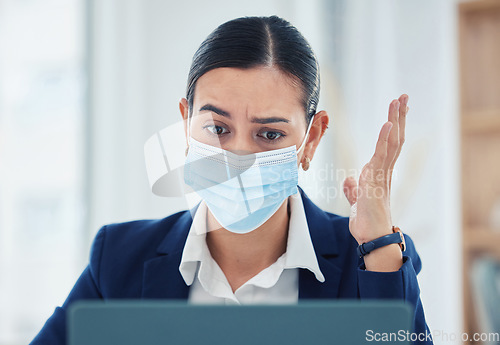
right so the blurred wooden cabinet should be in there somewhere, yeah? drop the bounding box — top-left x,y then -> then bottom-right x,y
459,0 -> 500,342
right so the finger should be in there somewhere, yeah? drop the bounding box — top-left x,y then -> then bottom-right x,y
383,99 -> 400,171
388,95 -> 409,190
389,94 -> 409,171
370,121 -> 393,170
343,176 -> 358,206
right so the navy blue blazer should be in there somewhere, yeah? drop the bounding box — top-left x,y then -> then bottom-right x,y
31,188 -> 433,344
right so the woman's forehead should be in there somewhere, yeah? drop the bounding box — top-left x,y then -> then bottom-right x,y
193,66 -> 305,123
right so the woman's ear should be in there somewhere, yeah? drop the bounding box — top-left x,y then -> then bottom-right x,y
301,110 -> 329,164
179,98 -> 189,144
179,98 -> 189,121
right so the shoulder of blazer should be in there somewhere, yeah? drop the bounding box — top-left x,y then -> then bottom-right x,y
93,206 -> 196,261
299,186 -> 356,258
86,210 -> 194,298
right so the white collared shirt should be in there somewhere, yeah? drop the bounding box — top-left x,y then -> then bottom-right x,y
179,192 -> 325,305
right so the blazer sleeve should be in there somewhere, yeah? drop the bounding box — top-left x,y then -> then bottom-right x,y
357,234 -> 434,345
29,227 -> 107,345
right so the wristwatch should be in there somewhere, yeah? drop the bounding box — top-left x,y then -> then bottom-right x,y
357,226 -> 406,258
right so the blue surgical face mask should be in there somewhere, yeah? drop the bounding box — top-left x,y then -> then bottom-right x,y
183,118 -> 313,234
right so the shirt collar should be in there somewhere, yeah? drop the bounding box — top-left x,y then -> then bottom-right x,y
179,192 -> 325,288
284,192 -> 325,282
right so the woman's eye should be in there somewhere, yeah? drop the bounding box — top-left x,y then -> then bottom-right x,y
260,131 -> 283,141
204,125 -> 229,136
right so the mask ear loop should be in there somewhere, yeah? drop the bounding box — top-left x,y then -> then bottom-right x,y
297,114 -> 315,154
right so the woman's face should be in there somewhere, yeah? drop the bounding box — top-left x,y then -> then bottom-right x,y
185,66 -> 310,155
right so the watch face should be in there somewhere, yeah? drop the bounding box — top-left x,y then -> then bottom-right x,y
393,226 -> 406,252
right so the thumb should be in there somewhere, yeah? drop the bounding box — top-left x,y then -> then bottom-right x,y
343,176 -> 358,206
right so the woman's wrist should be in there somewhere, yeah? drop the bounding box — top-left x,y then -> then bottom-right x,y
363,243 -> 403,272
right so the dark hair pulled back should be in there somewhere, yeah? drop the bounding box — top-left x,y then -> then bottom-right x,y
186,15 -> 320,124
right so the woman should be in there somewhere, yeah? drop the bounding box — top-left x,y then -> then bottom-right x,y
31,15 -> 433,344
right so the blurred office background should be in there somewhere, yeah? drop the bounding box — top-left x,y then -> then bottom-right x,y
1,0 -> 499,344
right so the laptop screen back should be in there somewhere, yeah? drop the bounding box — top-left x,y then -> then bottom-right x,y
68,300 -> 413,345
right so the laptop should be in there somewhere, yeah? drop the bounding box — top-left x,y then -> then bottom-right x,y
68,300 -> 413,345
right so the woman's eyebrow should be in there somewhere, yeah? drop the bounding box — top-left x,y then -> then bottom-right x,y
250,117 -> 290,124
199,104 -> 290,124
199,104 -> 230,117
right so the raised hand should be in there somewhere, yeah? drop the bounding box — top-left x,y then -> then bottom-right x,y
343,94 -> 410,272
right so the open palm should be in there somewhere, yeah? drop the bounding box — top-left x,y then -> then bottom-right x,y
343,94 -> 409,245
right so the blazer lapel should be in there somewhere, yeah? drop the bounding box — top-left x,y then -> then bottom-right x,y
142,208 -> 197,299
298,187 -> 345,299
142,253 -> 189,299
